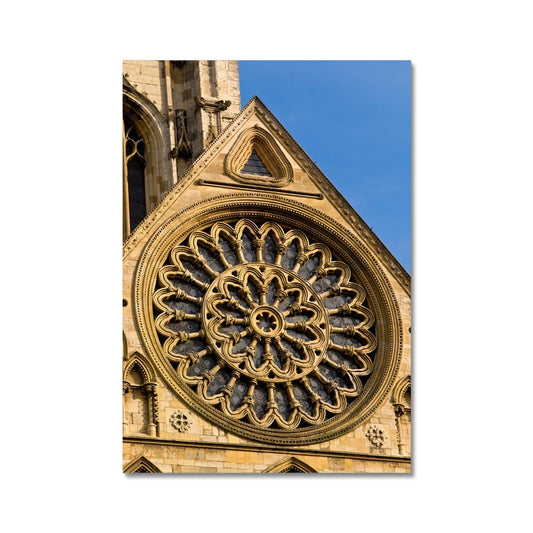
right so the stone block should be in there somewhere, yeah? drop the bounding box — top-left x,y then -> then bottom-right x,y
205,448 -> 225,462
328,457 -> 346,470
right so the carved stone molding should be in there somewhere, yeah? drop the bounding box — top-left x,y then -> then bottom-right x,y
123,331 -> 128,361
195,96 -> 231,113
391,374 -> 411,455
195,179 -> 323,199
123,351 -> 157,382
224,126 -> 293,187
169,410 -> 192,432
134,197 -> 402,446
195,96 -> 233,148
124,435 -> 412,464
391,374 -> 411,408
123,455 -> 161,473
265,456 -> 317,473
123,352 -> 160,437
171,109 -> 192,159
393,403 -> 406,417
365,424 -> 385,448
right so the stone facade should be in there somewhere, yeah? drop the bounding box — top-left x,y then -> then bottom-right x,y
123,60 -> 411,473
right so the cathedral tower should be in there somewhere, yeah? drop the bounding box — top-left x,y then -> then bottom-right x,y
123,60 -> 241,238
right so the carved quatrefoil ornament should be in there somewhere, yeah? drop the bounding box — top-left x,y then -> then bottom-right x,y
137,213 -> 401,445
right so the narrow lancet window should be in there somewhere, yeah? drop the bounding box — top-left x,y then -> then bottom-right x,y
124,119 -> 147,233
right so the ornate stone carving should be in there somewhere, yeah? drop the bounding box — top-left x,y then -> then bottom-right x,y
169,410 -> 191,432
391,375 -> 411,455
170,109 -> 192,159
123,455 -> 161,473
195,96 -> 231,112
224,126 -> 293,187
393,403 -> 406,417
365,424 -> 385,448
135,208 -> 402,446
194,96 -> 232,148
123,353 -> 160,437
265,456 -> 316,473
134,193 -> 403,444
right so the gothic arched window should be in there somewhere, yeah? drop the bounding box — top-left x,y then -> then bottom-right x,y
123,118 -> 147,234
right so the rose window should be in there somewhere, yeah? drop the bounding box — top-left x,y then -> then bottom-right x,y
152,219 -> 379,432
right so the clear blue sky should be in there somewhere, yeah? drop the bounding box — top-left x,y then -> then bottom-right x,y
238,61 -> 411,274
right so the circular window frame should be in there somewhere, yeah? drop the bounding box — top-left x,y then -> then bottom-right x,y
135,194 -> 402,445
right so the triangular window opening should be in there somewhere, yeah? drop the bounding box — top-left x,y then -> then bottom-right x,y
240,150 -> 272,177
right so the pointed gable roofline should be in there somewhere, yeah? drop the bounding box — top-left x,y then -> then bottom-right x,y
123,96 -> 410,294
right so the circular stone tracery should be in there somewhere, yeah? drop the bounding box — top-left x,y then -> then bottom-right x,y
152,219 -> 380,434
252,307 -> 280,335
204,263 -> 329,383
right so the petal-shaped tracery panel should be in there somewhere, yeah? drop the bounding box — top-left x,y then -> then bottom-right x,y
152,219 -> 381,434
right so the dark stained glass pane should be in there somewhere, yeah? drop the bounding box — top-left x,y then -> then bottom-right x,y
299,256 -> 319,280
323,293 -> 354,309
285,310 -> 312,323
292,383 -> 313,415
241,231 -> 256,262
240,150 -> 272,177
246,279 -> 260,304
226,286 -> 249,309
233,336 -> 252,354
307,375 -> 334,404
219,236 -> 239,266
125,121 -> 146,232
229,380 -> 248,411
128,157 -> 146,231
312,273 -> 340,294
266,282 -> 277,305
252,341 -> 264,368
172,339 -> 206,356
281,241 -> 299,270
165,319 -> 200,333
278,291 -> 298,313
198,245 -> 224,273
206,368 -> 232,397
331,333 -> 362,348
181,261 -> 210,284
318,362 -> 352,389
253,386 -> 268,418
330,315 -> 360,328
187,353 -> 216,377
262,234 -> 277,263
169,279 -> 202,298
326,349 -> 360,370
275,387 -> 291,420
270,342 -> 282,370
165,299 -> 199,314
